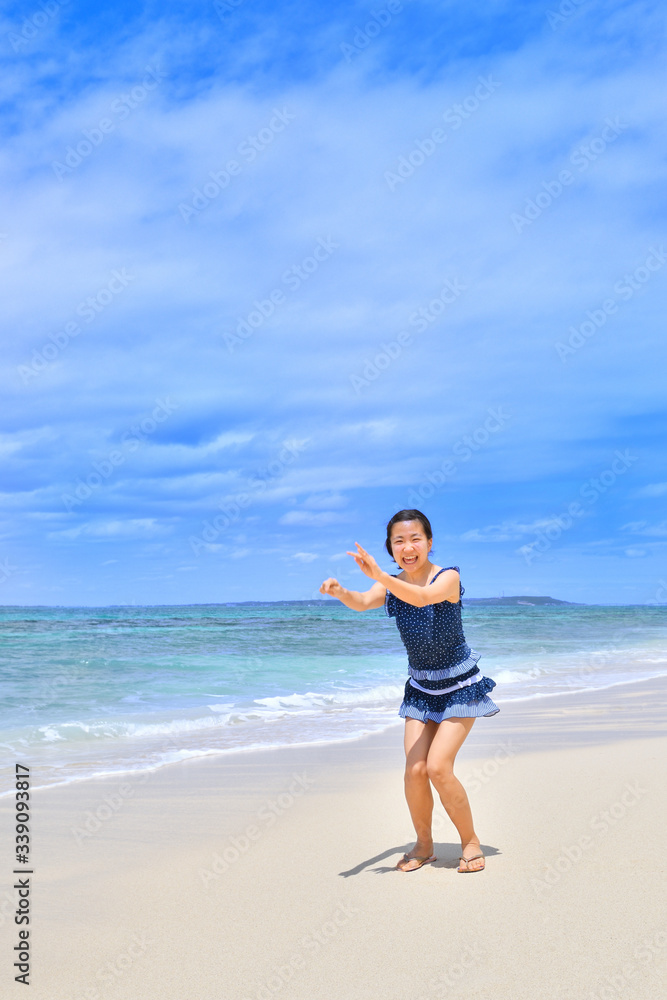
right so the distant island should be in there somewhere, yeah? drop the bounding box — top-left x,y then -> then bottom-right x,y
463,595 -> 577,606
279,595 -> 580,607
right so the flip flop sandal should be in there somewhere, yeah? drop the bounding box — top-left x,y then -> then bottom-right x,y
458,854 -> 485,873
396,853 -> 436,872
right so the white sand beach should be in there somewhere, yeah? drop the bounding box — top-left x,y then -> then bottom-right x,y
1,676 -> 666,999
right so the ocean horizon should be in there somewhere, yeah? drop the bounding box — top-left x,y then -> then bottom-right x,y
0,595 -> 646,607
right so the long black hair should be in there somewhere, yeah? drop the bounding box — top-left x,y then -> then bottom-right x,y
385,509 -> 433,560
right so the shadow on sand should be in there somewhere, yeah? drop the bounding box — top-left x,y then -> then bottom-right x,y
338,843 -> 500,876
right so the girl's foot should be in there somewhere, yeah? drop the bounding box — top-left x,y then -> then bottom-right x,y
396,840 -> 435,872
458,839 -> 485,872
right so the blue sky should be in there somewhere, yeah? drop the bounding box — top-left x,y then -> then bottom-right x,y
1,0 -> 666,605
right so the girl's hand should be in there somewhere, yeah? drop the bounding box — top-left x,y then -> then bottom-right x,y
320,577 -> 344,598
346,542 -> 383,581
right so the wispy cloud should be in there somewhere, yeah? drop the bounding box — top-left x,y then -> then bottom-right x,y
461,520 -> 563,543
634,482 -> 667,498
49,518 -> 171,541
621,520 -> 667,537
279,511 -> 350,527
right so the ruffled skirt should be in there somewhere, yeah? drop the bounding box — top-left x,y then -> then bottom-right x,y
398,675 -> 500,723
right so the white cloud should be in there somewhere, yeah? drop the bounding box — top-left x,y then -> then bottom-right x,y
461,519 -> 564,542
202,432 -> 256,452
279,510 -> 349,526
49,518 -> 170,540
301,492 -> 348,509
635,483 -> 667,497
621,520 -> 667,537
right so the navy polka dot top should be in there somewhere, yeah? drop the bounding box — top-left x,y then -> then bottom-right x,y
385,565 -> 472,671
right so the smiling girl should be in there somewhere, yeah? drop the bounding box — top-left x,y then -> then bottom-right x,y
320,509 -> 499,874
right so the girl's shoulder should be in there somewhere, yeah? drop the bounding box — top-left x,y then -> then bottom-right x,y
431,566 -> 463,605
430,564 -> 460,582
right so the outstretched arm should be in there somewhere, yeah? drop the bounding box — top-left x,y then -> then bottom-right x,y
346,543 -> 460,607
319,577 -> 386,611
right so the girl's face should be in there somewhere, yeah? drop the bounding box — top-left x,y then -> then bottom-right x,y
389,520 -> 432,571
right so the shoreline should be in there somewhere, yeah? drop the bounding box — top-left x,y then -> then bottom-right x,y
3,672 -> 665,799
1,675 -> 665,998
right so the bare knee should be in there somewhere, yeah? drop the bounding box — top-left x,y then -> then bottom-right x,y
426,760 -> 455,786
405,759 -> 429,783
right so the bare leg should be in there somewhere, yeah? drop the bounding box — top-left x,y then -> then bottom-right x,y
426,717 -> 485,871
397,718 -> 438,870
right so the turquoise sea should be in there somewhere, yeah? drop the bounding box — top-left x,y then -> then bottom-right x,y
0,601 -> 665,794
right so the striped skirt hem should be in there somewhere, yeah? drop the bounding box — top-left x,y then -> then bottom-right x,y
398,676 -> 500,723
407,648 -> 481,681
